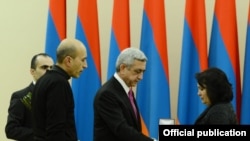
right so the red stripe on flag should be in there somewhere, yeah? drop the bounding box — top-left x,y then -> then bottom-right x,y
49,0 -> 66,40
144,0 -> 169,80
212,0 -> 241,120
215,0 -> 239,72
177,0 -> 207,124
78,0 -> 101,77
112,0 -> 130,50
185,0 -> 208,70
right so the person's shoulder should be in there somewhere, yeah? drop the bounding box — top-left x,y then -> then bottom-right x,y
209,103 -> 233,114
45,69 -> 68,82
11,84 -> 32,98
95,78 -> 118,97
38,71 -> 63,83
212,102 -> 233,109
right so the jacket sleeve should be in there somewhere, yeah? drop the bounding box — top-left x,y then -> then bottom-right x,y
5,93 -> 33,141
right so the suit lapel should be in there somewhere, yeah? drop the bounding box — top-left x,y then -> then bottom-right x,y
111,77 -> 141,129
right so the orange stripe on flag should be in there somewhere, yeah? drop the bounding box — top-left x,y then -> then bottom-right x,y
49,0 -> 66,40
140,114 -> 149,136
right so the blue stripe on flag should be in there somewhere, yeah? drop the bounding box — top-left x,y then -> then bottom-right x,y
178,19 -> 206,124
209,16 -> 237,111
107,29 -> 120,79
45,11 -> 60,62
137,11 -> 170,138
241,23 -> 250,124
72,16 -> 101,141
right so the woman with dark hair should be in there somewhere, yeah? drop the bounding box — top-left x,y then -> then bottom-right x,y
194,67 -> 238,124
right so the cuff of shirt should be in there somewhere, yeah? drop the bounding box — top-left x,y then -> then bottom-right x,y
152,138 -> 158,141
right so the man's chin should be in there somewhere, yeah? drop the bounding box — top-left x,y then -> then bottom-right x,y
72,74 -> 80,78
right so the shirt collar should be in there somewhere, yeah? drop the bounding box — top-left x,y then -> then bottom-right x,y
114,73 -> 130,95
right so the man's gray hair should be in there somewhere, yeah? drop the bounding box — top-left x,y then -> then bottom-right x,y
115,47 -> 147,72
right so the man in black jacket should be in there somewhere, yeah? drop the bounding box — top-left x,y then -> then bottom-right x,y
31,38 -> 87,141
5,53 -> 53,141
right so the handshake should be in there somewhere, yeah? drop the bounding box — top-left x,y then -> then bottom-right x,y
20,92 -> 32,110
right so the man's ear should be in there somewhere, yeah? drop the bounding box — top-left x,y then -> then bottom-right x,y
30,68 -> 35,76
63,56 -> 73,66
120,64 -> 127,71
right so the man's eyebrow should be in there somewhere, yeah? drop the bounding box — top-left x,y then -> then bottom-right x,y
40,65 -> 52,69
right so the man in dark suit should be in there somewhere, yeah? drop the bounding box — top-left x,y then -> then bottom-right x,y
5,53 -> 53,141
94,47 -> 155,141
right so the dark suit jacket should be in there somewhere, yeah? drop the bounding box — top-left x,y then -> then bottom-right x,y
5,83 -> 34,141
94,76 -> 153,141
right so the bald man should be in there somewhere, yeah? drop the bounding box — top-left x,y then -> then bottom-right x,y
31,38 -> 88,141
